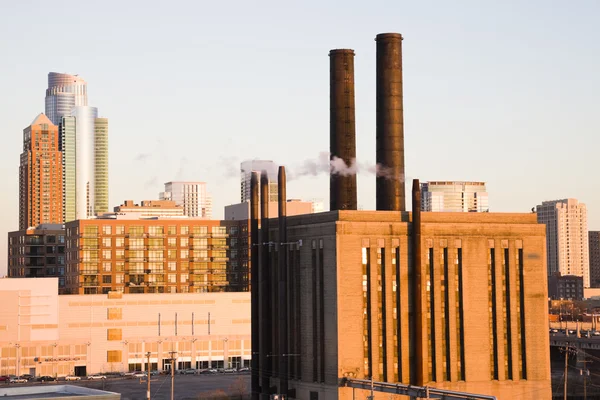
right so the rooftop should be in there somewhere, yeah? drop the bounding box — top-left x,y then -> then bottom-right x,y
0,385 -> 120,399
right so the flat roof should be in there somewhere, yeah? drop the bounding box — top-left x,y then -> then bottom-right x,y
0,385 -> 120,399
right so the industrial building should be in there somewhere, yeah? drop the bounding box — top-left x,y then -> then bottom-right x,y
249,32 -> 551,400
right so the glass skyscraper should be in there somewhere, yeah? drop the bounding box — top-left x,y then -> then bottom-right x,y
47,72 -> 108,221
45,72 -> 88,125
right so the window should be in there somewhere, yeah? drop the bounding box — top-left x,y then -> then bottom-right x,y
168,237 -> 177,248
103,275 -> 112,284
181,226 -> 189,235
115,237 -> 124,247
103,250 -> 111,260
116,250 -> 124,260
180,273 -> 189,283
168,262 -> 177,271
103,262 -> 112,272
116,226 -> 125,235
168,274 -> 177,283
102,237 -> 112,247
180,249 -> 189,259
102,225 -> 112,235
168,226 -> 176,235
181,237 -> 189,247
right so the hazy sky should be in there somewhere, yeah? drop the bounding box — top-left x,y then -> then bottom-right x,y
0,0 -> 598,275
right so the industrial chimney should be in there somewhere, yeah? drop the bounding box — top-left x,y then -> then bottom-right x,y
329,49 -> 358,211
375,33 -> 406,211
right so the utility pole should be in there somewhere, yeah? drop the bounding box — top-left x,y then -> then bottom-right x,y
579,358 -> 592,400
146,352 -> 151,400
169,351 -> 177,400
564,343 -> 570,400
367,375 -> 374,400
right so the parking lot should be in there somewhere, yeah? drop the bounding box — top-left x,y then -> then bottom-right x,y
3,373 -> 250,400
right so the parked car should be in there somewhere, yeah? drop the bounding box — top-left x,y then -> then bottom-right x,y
38,376 -> 56,382
133,372 -> 147,378
87,375 -> 107,380
149,370 -> 160,376
238,367 -> 250,373
21,374 -> 33,381
65,375 -> 81,381
223,368 -> 236,374
182,368 -> 197,375
0,376 -> 10,382
10,377 -> 28,383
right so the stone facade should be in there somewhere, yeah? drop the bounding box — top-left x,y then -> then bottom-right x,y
260,210 -> 551,400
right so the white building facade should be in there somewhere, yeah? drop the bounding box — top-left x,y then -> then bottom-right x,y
160,182 -> 212,219
240,160 -> 278,203
537,199 -> 590,287
0,278 -> 250,376
421,181 -> 489,212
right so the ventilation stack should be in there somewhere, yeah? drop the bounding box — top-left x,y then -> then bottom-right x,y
329,49 -> 358,211
376,33 -> 406,211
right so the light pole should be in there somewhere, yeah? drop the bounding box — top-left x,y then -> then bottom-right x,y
168,350 -> 177,400
52,343 -> 58,378
145,352 -> 151,400
85,342 -> 91,375
223,338 -> 228,369
15,343 -> 21,378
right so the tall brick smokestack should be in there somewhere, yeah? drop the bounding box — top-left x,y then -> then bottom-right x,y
376,33 -> 405,211
329,49 -> 357,211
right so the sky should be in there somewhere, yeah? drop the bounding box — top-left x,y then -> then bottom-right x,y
0,0 -> 598,276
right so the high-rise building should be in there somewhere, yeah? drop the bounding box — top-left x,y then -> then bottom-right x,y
589,231 -> 600,288
19,114 -> 63,229
160,182 -> 212,219
94,117 -> 109,214
60,108 -> 109,220
421,181 -> 489,212
240,160 -> 277,203
536,199 -> 589,287
45,72 -> 88,125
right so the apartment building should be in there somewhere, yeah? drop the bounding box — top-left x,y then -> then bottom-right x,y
64,218 -> 248,295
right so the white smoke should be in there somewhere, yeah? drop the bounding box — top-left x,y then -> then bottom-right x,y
286,152 -> 405,182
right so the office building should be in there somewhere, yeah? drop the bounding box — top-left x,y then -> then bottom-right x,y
46,72 -> 108,221
94,117 -> 109,214
548,273 -> 584,300
536,199 -> 589,287
19,114 -> 63,229
160,182 -> 212,219
224,199 -> 313,221
112,199 -> 184,218
240,160 -> 277,203
7,224 -> 66,288
421,181 -> 489,212
0,278 -> 250,376
590,231 -> 600,288
63,217 -> 248,295
45,72 -> 88,125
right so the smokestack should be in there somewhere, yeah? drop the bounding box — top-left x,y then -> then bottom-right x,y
329,49 -> 358,211
250,172 -> 260,400
376,33 -> 406,211
259,171 -> 271,399
277,166 -> 289,397
411,179 -> 423,385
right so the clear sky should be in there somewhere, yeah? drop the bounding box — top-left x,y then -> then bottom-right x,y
0,0 -> 598,276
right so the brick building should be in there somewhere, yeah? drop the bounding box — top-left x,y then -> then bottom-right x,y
63,217 -> 248,295
19,114 -> 63,229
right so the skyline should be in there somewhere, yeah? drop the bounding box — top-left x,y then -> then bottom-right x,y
0,0 -> 598,276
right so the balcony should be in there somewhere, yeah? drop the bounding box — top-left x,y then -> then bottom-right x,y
81,269 -> 99,274
81,281 -> 99,287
